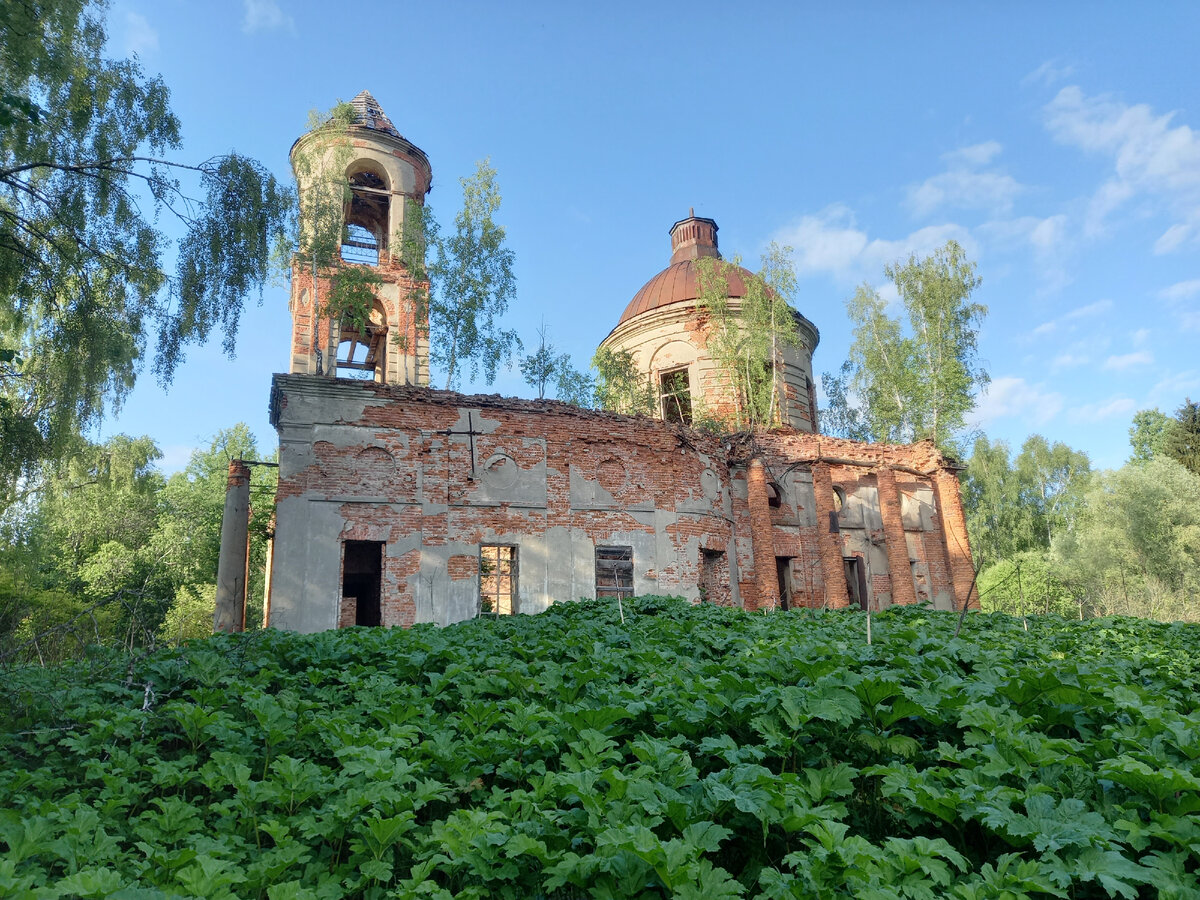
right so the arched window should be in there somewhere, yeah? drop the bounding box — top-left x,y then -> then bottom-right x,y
341,166 -> 390,265
336,303 -> 388,381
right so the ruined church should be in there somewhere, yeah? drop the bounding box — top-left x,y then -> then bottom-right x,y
260,92 -> 975,632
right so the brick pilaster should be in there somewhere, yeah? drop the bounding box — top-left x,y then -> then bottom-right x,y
811,462 -> 850,608
746,458 -> 779,611
876,468 -> 918,607
933,469 -> 977,610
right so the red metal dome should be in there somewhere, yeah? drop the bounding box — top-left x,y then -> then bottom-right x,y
617,211 -> 756,326
617,258 -> 754,325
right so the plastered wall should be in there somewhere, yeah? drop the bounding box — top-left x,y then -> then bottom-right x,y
267,376 -> 973,632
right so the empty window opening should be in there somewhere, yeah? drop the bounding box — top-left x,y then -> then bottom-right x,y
596,546 -> 634,600
336,305 -> 388,381
341,168 -> 390,265
766,481 -> 783,509
659,368 -> 692,424
776,557 -> 794,610
699,549 -> 730,606
843,556 -> 868,612
343,541 -> 384,626
480,545 -> 518,615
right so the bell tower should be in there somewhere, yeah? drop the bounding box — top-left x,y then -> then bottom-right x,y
287,90 -> 432,384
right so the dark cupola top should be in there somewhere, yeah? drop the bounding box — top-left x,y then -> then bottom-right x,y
669,208 -> 721,264
348,90 -> 402,138
617,211 -> 753,326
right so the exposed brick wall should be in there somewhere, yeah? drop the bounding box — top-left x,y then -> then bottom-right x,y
934,470 -> 977,610
876,468 -> 918,606
746,459 -> 780,612
810,462 -> 851,608
268,377 -> 971,629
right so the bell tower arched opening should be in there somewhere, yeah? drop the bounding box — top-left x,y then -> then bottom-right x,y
287,89 -> 432,385
341,164 -> 390,265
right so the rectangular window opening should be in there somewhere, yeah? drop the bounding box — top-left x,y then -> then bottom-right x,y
700,548 -> 730,606
843,556 -> 868,611
596,546 -> 634,600
343,540 -> 384,626
775,557 -> 794,611
480,545 -> 518,615
659,368 -> 692,424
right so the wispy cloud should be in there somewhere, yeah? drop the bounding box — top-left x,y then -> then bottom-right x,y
243,0 -> 295,34
1030,299 -> 1113,337
1043,86 -> 1200,250
777,206 -> 973,279
1102,351 -> 1154,372
969,376 -> 1064,426
1146,370 -> 1200,408
908,141 -> 1023,217
1023,59 -> 1075,88
1159,278 -> 1200,331
1050,352 -> 1089,372
1067,396 -> 1137,423
1160,279 -> 1200,301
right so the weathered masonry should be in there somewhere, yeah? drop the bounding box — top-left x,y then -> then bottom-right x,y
258,90 -> 975,632
265,377 -> 974,631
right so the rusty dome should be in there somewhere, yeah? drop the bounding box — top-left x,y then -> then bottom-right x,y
617,211 -> 759,326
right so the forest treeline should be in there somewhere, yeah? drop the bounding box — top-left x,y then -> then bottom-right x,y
963,400 -> 1200,622
0,426 -> 275,662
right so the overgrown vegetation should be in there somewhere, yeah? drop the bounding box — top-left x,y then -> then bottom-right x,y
3,600 -> 1198,897
0,0 -> 291,502
963,403 -> 1200,623
0,425 -> 274,663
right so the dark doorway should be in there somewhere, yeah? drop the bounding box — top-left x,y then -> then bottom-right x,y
775,557 -> 793,610
343,541 -> 383,626
844,556 -> 868,611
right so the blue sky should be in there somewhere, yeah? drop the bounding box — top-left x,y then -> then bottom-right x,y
99,1 -> 1200,472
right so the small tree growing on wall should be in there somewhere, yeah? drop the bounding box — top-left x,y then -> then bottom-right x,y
399,160 -> 521,391
695,242 -> 802,431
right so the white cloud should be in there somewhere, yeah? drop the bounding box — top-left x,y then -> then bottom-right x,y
943,141 -> 1003,168
1154,223 -> 1190,254
1146,370 -> 1200,406
243,0 -> 294,34
1050,352 -> 1089,372
1044,86 -> 1200,249
1067,396 -> 1137,423
1160,279 -> 1200,301
121,10 -> 158,56
969,376 -> 1064,426
1023,60 -> 1075,88
1030,299 -> 1113,337
1102,351 -> 1154,372
909,170 -> 1024,218
1159,279 -> 1200,332
1131,328 -> 1150,347
907,141 -> 1023,217
777,207 -> 973,280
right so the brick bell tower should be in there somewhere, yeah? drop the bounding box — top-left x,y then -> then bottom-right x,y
287,90 -> 432,384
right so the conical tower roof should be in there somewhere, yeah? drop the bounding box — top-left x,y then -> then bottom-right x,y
347,90 -> 401,138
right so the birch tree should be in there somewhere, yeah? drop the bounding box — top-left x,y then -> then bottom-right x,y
822,240 -> 986,451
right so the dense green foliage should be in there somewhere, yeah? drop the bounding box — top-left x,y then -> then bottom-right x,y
0,425 -> 274,661
3,598 -> 1198,898
695,244 -> 803,431
0,0 -> 290,500
822,241 -> 986,453
400,161 -> 520,391
963,412 -> 1200,622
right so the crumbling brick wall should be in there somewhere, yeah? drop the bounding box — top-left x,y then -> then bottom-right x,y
267,376 -> 973,632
